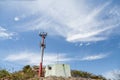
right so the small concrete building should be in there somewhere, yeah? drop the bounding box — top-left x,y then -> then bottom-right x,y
45,64 -> 71,78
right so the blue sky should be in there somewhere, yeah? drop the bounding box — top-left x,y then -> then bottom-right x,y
0,0 -> 120,79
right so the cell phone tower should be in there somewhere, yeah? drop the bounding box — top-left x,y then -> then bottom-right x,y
38,32 -> 47,77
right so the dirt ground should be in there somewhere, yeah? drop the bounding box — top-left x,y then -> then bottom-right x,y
41,77 -> 96,80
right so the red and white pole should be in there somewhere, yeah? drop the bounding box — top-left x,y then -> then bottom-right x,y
38,32 -> 47,77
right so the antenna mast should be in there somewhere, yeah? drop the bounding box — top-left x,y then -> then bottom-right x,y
38,32 -> 47,77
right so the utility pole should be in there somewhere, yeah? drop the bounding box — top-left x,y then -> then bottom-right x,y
38,32 -> 47,77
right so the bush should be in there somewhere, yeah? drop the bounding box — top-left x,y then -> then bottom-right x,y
0,69 -> 10,78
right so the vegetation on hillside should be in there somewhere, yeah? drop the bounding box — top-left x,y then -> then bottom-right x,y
0,65 -> 107,80
71,70 -> 106,80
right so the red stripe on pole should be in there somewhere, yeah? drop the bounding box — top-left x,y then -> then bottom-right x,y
38,62 -> 42,77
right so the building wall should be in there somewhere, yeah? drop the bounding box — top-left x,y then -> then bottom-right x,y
45,64 -> 71,77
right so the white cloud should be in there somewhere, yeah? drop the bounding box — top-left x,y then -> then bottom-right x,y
75,42 -> 91,47
0,26 -> 16,39
103,69 -> 120,79
14,17 -> 20,21
4,51 -> 109,65
80,54 -> 108,61
79,43 -> 83,47
4,51 -> 72,65
19,1 -> 120,42
86,43 -> 90,46
1,0 -> 120,42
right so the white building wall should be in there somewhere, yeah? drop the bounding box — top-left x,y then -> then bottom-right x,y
45,64 -> 71,77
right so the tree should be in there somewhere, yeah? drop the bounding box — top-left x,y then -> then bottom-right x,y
23,65 -> 32,73
71,70 -> 92,78
0,69 -> 10,78
22,65 -> 36,79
